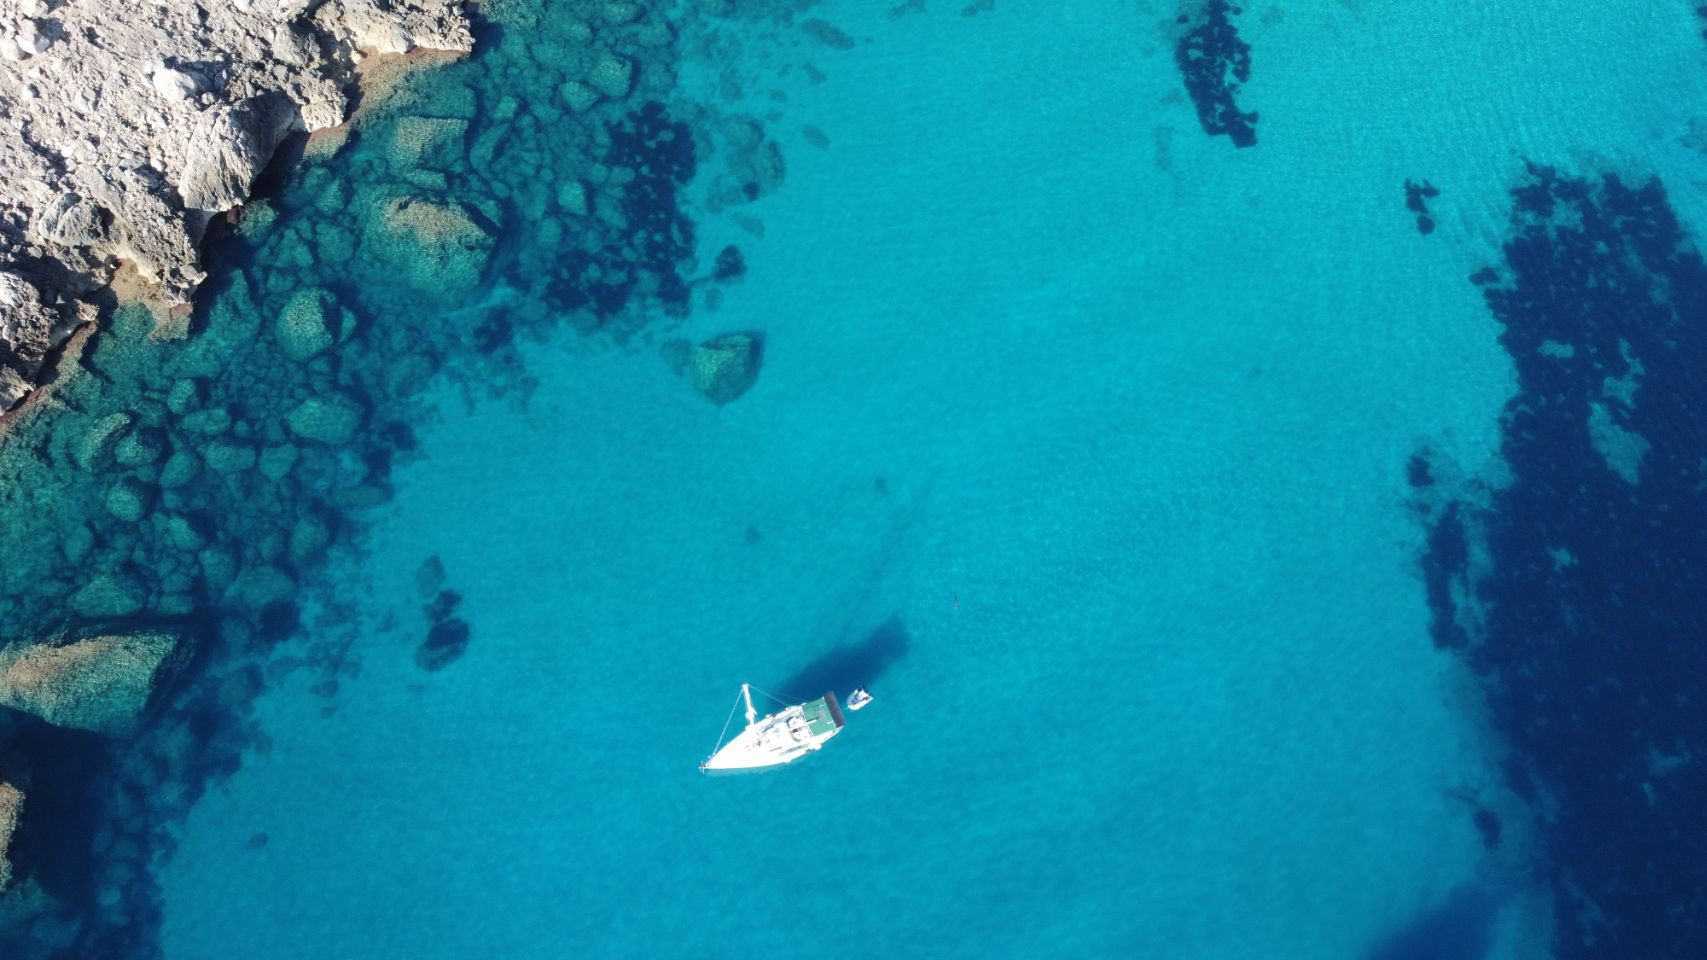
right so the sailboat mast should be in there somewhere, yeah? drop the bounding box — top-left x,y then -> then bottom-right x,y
741,683 -> 757,727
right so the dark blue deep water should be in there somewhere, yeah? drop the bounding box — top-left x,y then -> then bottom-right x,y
1423,168 -> 1707,958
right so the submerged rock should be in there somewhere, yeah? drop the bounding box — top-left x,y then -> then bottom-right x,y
559,79 -> 600,113
389,116 -> 470,171
557,180 -> 591,217
602,2 -> 643,25
0,631 -> 181,736
104,478 -> 150,523
157,450 -> 203,488
713,245 -> 745,281
424,589 -> 462,623
257,444 -> 300,481
74,412 -> 133,471
289,513 -> 331,564
114,428 -> 166,468
586,53 -> 635,100
721,137 -> 785,204
164,514 -> 207,552
384,353 -> 438,398
0,780 -> 19,890
198,544 -> 239,594
60,525 -> 94,565
374,195 -> 495,296
67,572 -> 147,619
275,287 -> 347,361
229,565 -> 295,609
180,407 -> 233,436
203,441 -> 258,474
415,554 -> 446,601
285,394 -> 363,445
689,333 -> 763,405
166,377 -> 204,416
415,617 -> 470,671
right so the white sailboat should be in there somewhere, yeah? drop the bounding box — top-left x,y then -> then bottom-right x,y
700,684 -> 855,773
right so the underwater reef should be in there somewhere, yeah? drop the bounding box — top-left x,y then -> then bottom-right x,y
0,0 -> 768,954
1421,166 -> 1707,957
1403,179 -> 1440,236
1173,0 -> 1257,148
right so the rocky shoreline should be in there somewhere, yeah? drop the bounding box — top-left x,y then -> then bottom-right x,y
0,0 -> 475,409
0,0 -> 785,951
0,0 -> 479,952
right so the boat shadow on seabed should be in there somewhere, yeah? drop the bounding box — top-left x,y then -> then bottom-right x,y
771,615 -> 911,703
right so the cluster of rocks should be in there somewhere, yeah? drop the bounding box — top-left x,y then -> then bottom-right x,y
0,626 -> 185,948
0,0 -> 783,953
0,275 -> 390,638
0,0 -> 475,408
413,554 -> 469,670
0,193 -> 414,960
0,0 -> 745,656
1404,178 -> 1441,236
0,619 -> 289,956
1173,0 -> 1258,148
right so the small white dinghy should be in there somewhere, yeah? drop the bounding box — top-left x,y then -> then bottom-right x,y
701,683 -> 867,773
846,687 -> 874,711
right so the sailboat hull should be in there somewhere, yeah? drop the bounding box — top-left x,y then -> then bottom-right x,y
700,692 -> 845,772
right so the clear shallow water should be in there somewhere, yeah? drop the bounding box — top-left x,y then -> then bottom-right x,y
145,1 -> 1707,958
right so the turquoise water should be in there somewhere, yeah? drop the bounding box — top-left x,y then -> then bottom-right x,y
127,1 -> 1707,958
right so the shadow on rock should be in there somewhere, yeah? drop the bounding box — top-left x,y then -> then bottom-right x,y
771,616 -> 910,700
1364,883 -> 1505,960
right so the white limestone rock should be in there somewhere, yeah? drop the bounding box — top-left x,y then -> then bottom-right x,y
34,193 -> 108,248
10,19 -> 50,58
341,0 -> 415,54
150,64 -> 205,102
299,96 -> 348,132
179,97 -> 292,213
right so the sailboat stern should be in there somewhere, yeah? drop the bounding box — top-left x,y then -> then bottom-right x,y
808,692 -> 845,734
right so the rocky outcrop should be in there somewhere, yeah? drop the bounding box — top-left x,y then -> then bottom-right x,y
0,781 -> 19,891
0,271 -> 76,409
0,0 -> 475,408
179,96 -> 296,214
0,632 -> 182,737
